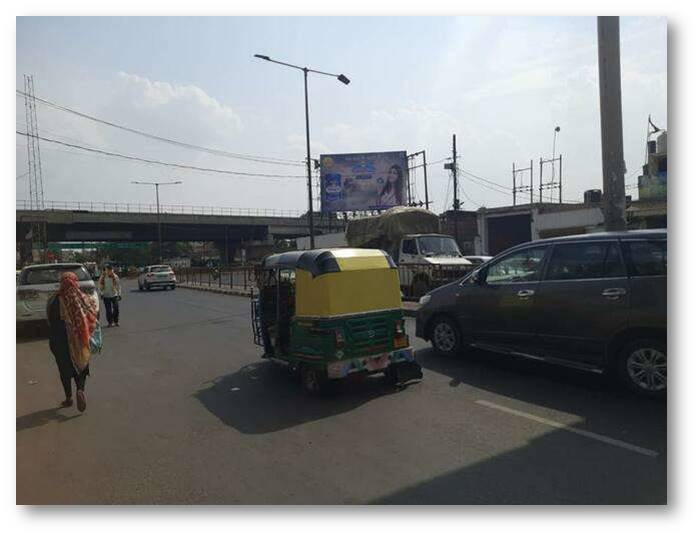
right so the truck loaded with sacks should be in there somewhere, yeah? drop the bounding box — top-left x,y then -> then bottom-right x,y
345,207 -> 473,298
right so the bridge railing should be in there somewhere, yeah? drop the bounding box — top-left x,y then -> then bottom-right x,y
16,200 -> 306,219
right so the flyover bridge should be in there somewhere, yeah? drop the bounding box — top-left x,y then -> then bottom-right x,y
16,200 -> 340,262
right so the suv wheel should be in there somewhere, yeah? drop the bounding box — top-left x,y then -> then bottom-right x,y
617,339 -> 666,396
430,316 -> 462,356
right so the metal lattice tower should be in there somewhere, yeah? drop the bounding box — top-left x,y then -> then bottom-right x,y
23,74 -> 45,211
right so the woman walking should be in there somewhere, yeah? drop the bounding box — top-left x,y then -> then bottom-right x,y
47,271 -> 99,412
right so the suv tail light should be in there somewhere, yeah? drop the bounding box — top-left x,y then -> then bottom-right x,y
394,319 -> 409,348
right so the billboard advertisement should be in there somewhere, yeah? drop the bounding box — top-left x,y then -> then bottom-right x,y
320,151 -> 408,212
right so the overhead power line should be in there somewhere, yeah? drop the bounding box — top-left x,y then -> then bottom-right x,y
16,130 -> 307,180
15,89 -> 305,167
460,168 -> 511,193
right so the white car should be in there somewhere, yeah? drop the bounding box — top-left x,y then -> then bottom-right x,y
138,265 -> 177,291
16,263 -> 100,324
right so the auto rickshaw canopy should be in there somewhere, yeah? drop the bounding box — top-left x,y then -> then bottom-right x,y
261,248 -> 402,317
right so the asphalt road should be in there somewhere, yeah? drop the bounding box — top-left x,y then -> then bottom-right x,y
16,280 -> 667,504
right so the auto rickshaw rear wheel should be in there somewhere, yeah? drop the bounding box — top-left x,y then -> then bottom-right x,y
300,365 -> 330,395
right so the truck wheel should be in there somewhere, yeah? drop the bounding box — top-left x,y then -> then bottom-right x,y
617,338 -> 666,397
300,365 -> 329,395
430,316 -> 462,357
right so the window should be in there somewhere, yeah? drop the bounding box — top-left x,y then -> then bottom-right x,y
545,242 -> 625,281
603,243 -> 626,278
402,239 -> 418,255
626,240 -> 667,277
416,235 -> 461,257
485,246 -> 548,284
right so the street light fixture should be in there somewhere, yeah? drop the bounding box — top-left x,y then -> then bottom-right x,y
131,180 -> 182,262
254,53 -> 351,249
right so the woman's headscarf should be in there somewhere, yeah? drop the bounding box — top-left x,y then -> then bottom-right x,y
58,271 -> 98,371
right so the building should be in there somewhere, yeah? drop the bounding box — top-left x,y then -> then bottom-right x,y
467,201 -> 605,256
628,130 -> 667,229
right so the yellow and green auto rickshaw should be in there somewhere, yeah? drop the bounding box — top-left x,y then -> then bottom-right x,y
251,248 -> 423,394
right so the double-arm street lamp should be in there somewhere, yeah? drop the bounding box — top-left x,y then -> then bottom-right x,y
254,54 -> 350,249
131,180 -> 182,262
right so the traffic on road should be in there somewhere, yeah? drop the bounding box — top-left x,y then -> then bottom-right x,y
16,233 -> 667,504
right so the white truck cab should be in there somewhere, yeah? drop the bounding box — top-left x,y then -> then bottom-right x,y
396,234 -> 473,296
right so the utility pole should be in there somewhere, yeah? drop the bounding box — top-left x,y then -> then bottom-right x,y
422,151 -> 429,210
451,134 -> 459,247
597,16 -> 627,231
24,74 -> 47,262
132,180 -> 182,263
407,150 -> 430,209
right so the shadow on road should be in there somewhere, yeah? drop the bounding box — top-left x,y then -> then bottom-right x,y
16,322 -> 49,342
371,424 -> 666,505
416,346 -> 666,450
16,407 -> 82,432
195,360 -> 412,434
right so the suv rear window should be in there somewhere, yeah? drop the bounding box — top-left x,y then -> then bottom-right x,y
625,240 -> 667,276
22,266 -> 91,285
150,266 -> 172,273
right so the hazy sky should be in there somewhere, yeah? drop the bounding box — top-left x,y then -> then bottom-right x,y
15,16 -> 667,214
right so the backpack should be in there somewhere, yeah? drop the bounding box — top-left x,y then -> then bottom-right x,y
89,320 -> 104,354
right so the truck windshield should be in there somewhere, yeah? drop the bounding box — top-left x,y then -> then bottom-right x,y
417,236 -> 461,257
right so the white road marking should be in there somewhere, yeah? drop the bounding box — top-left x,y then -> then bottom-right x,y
475,399 -> 659,458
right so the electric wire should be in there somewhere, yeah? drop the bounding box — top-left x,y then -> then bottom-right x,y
16,130 -> 307,180
15,89 -> 305,167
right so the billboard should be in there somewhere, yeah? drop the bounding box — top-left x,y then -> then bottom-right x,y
320,151 -> 408,212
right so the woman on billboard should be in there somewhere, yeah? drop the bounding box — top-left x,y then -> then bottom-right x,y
377,164 -> 404,207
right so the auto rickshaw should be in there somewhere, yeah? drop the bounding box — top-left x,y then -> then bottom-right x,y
251,248 -> 423,394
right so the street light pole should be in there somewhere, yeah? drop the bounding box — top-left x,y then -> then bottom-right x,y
254,54 -> 350,249
131,180 -> 182,263
303,68 -> 315,248
552,126 -> 560,202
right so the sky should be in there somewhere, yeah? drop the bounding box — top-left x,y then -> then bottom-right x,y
15,16 -> 667,214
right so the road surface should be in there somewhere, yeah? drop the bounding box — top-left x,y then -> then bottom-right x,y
16,280 -> 667,504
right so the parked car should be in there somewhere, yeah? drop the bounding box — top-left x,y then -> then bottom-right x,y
416,230 -> 667,396
17,263 -> 100,324
138,265 -> 177,291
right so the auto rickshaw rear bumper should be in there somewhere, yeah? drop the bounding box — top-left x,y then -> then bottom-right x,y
326,347 -> 422,381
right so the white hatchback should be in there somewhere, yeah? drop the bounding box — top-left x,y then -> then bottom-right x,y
138,265 -> 177,291
16,263 -> 100,324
